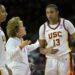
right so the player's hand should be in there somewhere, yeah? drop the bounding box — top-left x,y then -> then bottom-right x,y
50,49 -> 59,54
19,40 -> 31,49
46,47 -> 59,54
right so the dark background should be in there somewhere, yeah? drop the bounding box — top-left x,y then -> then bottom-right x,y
0,0 -> 75,74
0,0 -> 75,35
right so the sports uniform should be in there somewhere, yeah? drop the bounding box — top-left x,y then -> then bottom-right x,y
0,28 -> 8,75
39,18 -> 75,75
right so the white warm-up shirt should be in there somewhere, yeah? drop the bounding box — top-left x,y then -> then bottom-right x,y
6,37 -> 39,74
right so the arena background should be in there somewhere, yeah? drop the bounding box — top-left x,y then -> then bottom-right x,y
0,0 -> 75,75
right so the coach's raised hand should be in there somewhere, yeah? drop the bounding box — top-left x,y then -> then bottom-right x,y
19,40 -> 31,49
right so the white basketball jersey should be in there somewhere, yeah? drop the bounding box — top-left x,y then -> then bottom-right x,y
0,29 -> 6,67
44,18 -> 71,57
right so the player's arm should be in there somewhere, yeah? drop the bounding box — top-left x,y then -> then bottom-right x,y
39,25 -> 48,55
39,25 -> 58,55
39,40 -> 49,55
64,20 -> 75,40
39,39 -> 58,54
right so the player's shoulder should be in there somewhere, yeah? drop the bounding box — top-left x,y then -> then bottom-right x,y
60,18 -> 70,22
40,21 -> 47,29
63,18 -> 72,24
60,18 -> 72,26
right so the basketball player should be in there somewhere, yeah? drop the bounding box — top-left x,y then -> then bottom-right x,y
6,17 -> 39,75
0,4 -> 9,75
39,4 -> 75,75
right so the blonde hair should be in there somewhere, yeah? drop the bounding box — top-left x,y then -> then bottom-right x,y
6,17 -> 22,37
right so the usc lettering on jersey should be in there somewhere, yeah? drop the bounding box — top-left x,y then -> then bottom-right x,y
44,18 -> 71,57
